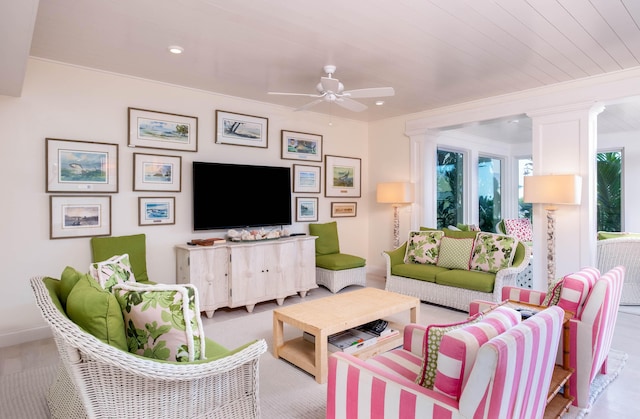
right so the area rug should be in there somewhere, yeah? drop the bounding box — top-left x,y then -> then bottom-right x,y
0,295 -> 626,418
562,348 -> 628,419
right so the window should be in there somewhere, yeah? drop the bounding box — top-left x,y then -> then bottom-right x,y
437,149 -> 464,229
518,158 -> 533,220
478,156 -> 502,232
597,150 -> 622,232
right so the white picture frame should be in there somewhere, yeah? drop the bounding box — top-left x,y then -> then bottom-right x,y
293,164 -> 321,193
133,153 -> 182,192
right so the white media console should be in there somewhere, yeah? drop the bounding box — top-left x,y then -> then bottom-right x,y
175,235 -> 318,317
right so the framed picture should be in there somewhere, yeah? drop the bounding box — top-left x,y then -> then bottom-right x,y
46,138 -> 119,193
293,164 -> 321,193
296,197 -> 318,222
50,195 -> 111,239
281,130 -> 323,162
331,202 -> 357,218
324,155 -> 362,198
133,153 -> 182,192
215,110 -> 268,148
128,107 -> 198,152
139,197 -> 175,226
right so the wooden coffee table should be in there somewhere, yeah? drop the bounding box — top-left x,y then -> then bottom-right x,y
272,287 -> 420,383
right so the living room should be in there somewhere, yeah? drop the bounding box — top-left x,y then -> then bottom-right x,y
2,1 -> 640,418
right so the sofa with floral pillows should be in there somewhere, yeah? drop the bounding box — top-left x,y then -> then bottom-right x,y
382,228 -> 532,311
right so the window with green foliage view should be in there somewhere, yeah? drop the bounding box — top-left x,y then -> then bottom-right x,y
478,156 -> 502,232
437,150 -> 464,229
597,151 -> 622,232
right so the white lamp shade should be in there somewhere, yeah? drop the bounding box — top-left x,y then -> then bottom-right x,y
523,174 -> 582,205
376,182 -> 414,204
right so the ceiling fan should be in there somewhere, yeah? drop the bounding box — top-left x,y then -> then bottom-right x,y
268,65 -> 395,112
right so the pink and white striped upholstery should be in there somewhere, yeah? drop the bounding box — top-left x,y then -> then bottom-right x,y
433,307 -> 521,400
327,306 -> 565,419
568,266 -> 624,408
558,267 -> 600,316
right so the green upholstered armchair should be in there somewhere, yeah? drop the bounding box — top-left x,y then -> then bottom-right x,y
309,221 -> 366,293
90,234 -> 151,283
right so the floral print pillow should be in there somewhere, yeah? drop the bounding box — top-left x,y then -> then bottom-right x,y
89,254 -> 136,292
503,218 -> 533,242
470,233 -> 518,273
404,231 -> 445,264
112,283 -> 205,362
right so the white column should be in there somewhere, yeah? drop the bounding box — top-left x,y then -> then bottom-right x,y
526,102 -> 603,291
407,129 -> 439,229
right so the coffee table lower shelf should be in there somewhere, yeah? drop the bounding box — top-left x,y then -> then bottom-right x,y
277,330 -> 403,378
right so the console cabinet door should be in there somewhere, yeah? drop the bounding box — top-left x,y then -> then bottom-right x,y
295,237 -> 317,292
229,244 -> 268,309
176,246 -> 229,318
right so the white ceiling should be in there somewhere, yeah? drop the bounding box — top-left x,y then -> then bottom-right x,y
4,0 -> 640,142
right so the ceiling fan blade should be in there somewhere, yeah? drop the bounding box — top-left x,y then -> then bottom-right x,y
320,76 -> 340,92
343,87 -> 395,98
335,97 -> 368,112
268,91 -> 322,97
294,99 -> 324,112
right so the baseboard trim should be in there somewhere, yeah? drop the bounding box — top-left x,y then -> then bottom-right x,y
0,326 -> 52,348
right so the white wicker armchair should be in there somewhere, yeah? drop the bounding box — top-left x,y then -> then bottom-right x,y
31,276 -> 268,419
597,237 -> 640,305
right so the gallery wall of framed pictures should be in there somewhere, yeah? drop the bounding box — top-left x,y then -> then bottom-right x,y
46,104 -> 365,239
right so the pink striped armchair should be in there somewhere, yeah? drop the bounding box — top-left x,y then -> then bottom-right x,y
326,306 -> 565,419
468,266 -> 625,408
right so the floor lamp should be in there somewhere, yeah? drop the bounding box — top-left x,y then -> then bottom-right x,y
523,174 -> 582,286
376,182 -> 414,248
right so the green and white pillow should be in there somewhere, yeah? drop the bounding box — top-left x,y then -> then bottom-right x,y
90,254 -> 136,292
112,282 -> 205,362
470,233 -> 518,273
415,314 -> 481,389
435,237 -> 475,270
404,230 -> 445,264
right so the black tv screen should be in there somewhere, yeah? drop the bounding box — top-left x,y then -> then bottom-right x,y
193,162 -> 292,230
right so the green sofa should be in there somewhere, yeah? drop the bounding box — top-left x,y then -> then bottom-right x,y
382,229 -> 531,311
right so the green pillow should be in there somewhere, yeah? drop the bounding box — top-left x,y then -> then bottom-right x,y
65,274 -> 127,351
436,237 -> 474,270
442,229 -> 479,239
309,222 -> 340,256
59,266 -> 83,308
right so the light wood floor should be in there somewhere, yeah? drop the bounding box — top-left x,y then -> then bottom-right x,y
2,276 -> 639,418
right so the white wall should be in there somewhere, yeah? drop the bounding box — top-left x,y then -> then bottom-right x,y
0,59 -> 369,345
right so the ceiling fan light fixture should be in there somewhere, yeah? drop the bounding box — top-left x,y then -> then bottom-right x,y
168,45 -> 184,54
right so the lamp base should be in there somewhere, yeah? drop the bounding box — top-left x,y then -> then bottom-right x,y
393,205 -> 400,248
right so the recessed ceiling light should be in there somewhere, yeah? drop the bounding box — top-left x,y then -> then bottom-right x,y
375,100 -> 385,106
168,45 -> 184,54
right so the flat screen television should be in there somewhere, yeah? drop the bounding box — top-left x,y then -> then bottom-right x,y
193,161 -> 292,230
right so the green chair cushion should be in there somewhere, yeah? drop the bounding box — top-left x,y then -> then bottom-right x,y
316,253 -> 365,270
442,229 -> 479,239
59,266 -> 83,308
597,231 -> 640,240
91,234 -> 149,282
309,222 -> 340,256
435,269 -> 495,293
65,274 -> 128,351
390,263 -> 448,283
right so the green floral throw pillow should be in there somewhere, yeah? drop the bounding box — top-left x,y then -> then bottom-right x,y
469,233 -> 518,273
113,283 -> 205,362
542,277 -> 564,306
90,254 -> 136,292
404,230 -> 445,264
